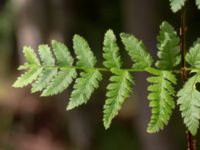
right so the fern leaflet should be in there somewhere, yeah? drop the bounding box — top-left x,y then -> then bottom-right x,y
42,68 -> 77,96
38,45 -> 55,65
103,68 -> 134,129
185,41 -> 200,69
169,0 -> 187,12
67,35 -> 102,110
13,47 -> 42,88
42,41 -> 76,96
156,21 -> 180,69
52,40 -> 74,66
73,34 -> 96,68
13,67 -> 43,88
23,46 -> 40,66
31,45 -> 57,93
120,33 -> 153,70
103,29 -> 121,69
67,69 -> 102,110
31,68 -> 57,93
177,72 -> 200,135
146,67 -> 177,133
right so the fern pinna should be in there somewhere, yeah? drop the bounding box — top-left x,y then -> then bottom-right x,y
13,0 -> 200,137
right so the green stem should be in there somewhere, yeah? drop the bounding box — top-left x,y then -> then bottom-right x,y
23,64 -> 198,74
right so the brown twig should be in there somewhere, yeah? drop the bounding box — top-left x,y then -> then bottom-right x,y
180,6 -> 196,150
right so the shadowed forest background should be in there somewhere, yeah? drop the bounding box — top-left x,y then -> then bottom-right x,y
0,0 -> 200,150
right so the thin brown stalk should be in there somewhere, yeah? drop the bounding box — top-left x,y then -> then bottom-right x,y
180,6 -> 196,150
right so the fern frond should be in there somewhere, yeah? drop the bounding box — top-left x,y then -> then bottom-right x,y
185,41 -> 200,69
120,33 -> 153,70
177,72 -> 200,135
41,68 -> 77,96
146,68 -> 176,133
103,29 -> 122,69
169,0 -> 187,13
103,68 -> 134,129
67,69 -> 102,110
73,35 -> 97,68
196,0 -> 200,9
156,21 -> 180,69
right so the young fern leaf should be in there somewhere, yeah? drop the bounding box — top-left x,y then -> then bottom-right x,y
169,0 -> 187,13
103,68 -> 134,129
120,33 -> 153,70
196,0 -> 200,9
42,41 -> 76,96
67,35 -> 102,110
185,41 -> 200,69
103,29 -> 121,69
146,68 -> 176,133
156,21 -> 180,70
177,72 -> 200,135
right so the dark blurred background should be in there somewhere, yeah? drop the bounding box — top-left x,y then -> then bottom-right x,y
0,0 -> 200,150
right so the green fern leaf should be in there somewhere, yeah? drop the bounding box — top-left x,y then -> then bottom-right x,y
177,72 -> 200,135
103,68 -> 134,129
52,40 -> 74,66
185,41 -> 200,69
41,68 -> 77,96
103,29 -> 122,69
31,68 -> 57,93
196,0 -> 200,9
67,69 -> 102,110
38,45 -> 55,65
73,35 -> 97,68
13,67 -> 43,88
156,21 -> 180,69
169,0 -> 187,13
31,45 -> 57,93
120,33 -> 153,70
23,46 -> 40,65
146,68 -> 176,133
